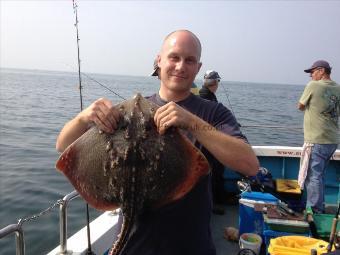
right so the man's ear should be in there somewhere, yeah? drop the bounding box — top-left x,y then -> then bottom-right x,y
157,55 -> 161,67
197,62 -> 202,74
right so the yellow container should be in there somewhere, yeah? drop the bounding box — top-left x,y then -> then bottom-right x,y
268,236 -> 331,255
275,179 -> 301,194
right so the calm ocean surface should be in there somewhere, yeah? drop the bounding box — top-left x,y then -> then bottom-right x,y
0,68 -> 305,254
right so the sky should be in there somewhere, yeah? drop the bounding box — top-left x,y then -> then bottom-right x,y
1,0 -> 340,85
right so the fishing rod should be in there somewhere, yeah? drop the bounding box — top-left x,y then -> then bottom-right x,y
219,82 -> 237,118
72,1 -> 95,254
241,125 -> 303,130
63,62 -> 126,100
81,71 -> 126,100
218,83 -> 307,131
73,0 -> 83,111
326,202 -> 340,253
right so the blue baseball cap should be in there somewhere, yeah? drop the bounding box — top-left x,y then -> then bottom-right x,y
304,60 -> 332,73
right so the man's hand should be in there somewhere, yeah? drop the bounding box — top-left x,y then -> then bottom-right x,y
56,98 -> 120,152
298,102 -> 305,111
154,101 -> 195,134
78,98 -> 120,134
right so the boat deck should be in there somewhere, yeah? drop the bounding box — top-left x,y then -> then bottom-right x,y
211,204 -> 241,255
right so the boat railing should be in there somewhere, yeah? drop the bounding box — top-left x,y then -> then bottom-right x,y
0,222 -> 25,255
58,190 -> 80,255
0,190 -> 80,255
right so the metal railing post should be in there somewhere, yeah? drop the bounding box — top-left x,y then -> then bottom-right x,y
1,190 -> 81,255
16,220 -> 25,255
58,190 -> 79,255
0,222 -> 25,255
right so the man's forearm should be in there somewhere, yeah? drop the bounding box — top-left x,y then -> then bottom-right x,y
190,116 -> 259,176
56,115 -> 90,152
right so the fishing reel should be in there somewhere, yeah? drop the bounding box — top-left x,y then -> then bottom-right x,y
237,167 -> 274,193
237,167 -> 300,214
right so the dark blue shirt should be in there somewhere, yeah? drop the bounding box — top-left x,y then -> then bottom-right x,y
119,93 -> 246,255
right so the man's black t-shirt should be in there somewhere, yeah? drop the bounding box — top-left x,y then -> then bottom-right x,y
119,93 -> 246,255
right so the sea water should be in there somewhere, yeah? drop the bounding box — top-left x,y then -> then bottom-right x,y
0,68 -> 305,255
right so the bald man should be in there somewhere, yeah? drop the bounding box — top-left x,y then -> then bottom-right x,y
56,30 -> 259,255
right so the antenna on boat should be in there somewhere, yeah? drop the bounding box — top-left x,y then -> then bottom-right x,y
72,1 -> 96,254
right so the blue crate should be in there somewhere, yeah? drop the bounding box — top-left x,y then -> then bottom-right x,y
241,191 -> 278,202
239,192 -> 278,238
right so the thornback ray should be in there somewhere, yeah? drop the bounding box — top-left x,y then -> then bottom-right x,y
56,93 -> 210,255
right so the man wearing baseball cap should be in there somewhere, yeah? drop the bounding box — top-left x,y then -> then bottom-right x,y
298,60 -> 339,213
199,70 -> 227,214
199,70 -> 221,102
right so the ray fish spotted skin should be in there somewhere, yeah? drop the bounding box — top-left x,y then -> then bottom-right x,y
56,93 -> 210,255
